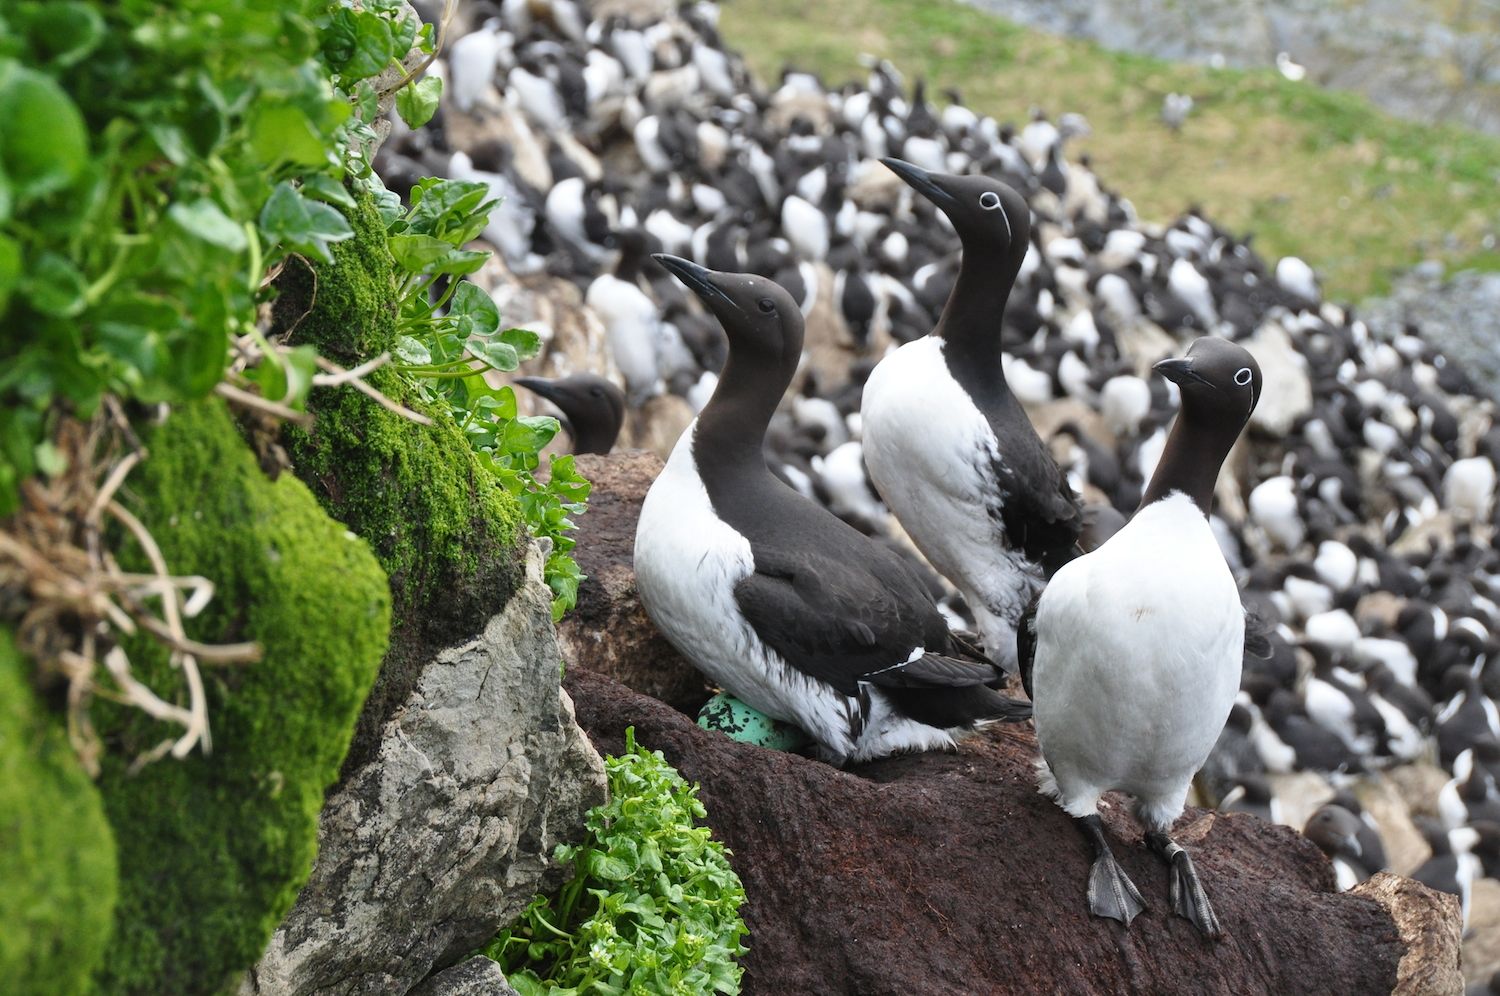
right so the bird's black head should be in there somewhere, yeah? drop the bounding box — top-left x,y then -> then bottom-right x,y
881,157 -> 1029,265
1303,804 -> 1364,862
652,254 -> 803,377
1154,336 -> 1262,427
513,373 -> 625,455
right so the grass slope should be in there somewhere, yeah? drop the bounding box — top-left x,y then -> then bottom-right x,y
721,0 -> 1500,298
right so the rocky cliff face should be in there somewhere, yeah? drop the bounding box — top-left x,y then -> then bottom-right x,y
567,665 -> 1457,995
243,546 -> 605,995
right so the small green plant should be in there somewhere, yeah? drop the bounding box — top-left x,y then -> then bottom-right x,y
385,176 -> 590,618
487,728 -> 749,995
0,0 -> 446,516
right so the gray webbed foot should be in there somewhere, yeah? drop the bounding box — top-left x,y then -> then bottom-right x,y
1077,815 -> 1147,926
1146,831 -> 1223,939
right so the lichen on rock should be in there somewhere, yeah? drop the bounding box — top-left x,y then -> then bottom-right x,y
92,397 -> 391,994
275,191 -> 527,773
0,627 -> 118,995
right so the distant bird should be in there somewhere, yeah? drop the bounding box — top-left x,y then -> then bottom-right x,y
862,159 -> 1081,670
1276,52 -> 1307,82
514,373 -> 625,454
634,257 -> 1031,765
1024,336 -> 1263,938
1303,803 -> 1367,890
1161,93 -> 1194,132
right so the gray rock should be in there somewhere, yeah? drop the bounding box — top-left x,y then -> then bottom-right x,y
959,0 -> 1500,135
241,545 -> 607,996
1362,268 -> 1500,401
408,958 -> 520,996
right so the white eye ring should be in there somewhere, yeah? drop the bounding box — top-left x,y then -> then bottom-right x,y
979,191 -> 1002,210
1234,367 -> 1253,386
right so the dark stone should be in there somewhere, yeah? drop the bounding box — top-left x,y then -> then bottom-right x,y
565,666 -> 1447,995
559,451 -> 711,714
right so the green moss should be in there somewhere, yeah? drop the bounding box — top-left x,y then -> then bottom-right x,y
278,191 -> 525,772
0,628 -> 118,995
92,397 -> 391,994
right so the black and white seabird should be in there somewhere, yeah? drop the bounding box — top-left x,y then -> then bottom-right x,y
1022,336 -> 1263,938
514,373 -> 625,454
861,159 -> 1081,670
634,256 -> 1031,765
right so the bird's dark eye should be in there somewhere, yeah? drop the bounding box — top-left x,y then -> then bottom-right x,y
757,298 -> 776,313
979,191 -> 1002,210
590,387 -> 603,397
1234,367 -> 1252,386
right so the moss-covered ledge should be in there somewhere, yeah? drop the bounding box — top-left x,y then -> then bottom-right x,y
275,190 -> 526,775
93,397 -> 391,994
0,627 -> 117,995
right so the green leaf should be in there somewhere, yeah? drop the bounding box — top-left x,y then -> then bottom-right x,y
23,252 -> 87,318
394,335 -> 431,365
450,280 -> 500,336
340,9 -> 397,80
396,76 -> 442,129
169,199 -> 248,252
0,61 -> 88,205
249,104 -> 327,168
388,233 -> 454,271
0,235 -> 20,314
16,2 -> 106,68
498,327 -> 543,362
300,174 -> 357,210
260,182 -> 355,264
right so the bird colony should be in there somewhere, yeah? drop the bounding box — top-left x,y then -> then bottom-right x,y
388,0 -> 1500,951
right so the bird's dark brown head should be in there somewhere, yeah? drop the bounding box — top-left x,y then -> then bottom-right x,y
881,157 -> 1029,267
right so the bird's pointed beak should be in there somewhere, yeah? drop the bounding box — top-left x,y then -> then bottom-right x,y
880,157 -> 956,208
514,375 -> 561,404
653,253 -> 730,307
1153,355 -> 1212,388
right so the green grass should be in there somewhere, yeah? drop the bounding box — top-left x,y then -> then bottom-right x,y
720,0 -> 1500,298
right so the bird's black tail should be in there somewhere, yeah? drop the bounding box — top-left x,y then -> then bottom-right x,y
886,684 -> 1032,729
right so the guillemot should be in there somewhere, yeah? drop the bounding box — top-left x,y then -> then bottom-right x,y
860,158 -> 1081,670
634,255 -> 1030,765
1022,336 -> 1263,938
513,373 -> 625,454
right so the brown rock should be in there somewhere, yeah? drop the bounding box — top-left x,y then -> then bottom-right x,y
1351,873 -> 1463,996
565,666 -> 1439,996
558,452 -> 710,714
1465,877 -> 1500,987
620,394 -> 695,462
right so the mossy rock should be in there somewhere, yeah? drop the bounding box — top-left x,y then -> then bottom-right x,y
0,628 -> 118,995
277,190 -> 526,774
92,397 -> 391,994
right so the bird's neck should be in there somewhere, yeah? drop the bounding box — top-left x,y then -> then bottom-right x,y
1139,409 -> 1244,516
934,245 -> 1017,367
694,357 -> 785,470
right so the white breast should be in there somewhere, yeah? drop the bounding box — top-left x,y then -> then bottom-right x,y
1033,493 -> 1243,811
860,336 -> 1039,668
633,430 -> 865,758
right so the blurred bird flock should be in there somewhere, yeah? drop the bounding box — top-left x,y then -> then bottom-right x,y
391,0 -> 1500,971
7,0 -> 1500,988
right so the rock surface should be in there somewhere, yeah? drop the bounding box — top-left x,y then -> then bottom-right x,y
1362,266 -> 1500,401
243,547 -> 606,996
1351,873 -> 1464,996
566,665 -> 1461,995
556,451 -> 711,714
408,958 -> 520,996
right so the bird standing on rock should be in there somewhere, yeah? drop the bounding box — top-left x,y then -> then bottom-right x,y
634,256 -> 1032,766
861,159 -> 1081,670
1022,336 -> 1263,938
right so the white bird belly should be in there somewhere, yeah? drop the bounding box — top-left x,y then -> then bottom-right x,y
1033,495 -> 1243,812
634,430 -> 868,757
861,337 -> 1039,666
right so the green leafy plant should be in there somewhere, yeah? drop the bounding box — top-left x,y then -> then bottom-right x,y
0,0 -> 444,517
386,176 -> 590,619
487,728 -> 749,995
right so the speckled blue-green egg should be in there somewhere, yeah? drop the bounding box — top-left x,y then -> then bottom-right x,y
697,693 -> 810,751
